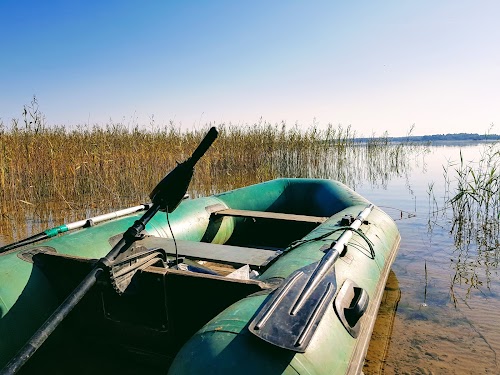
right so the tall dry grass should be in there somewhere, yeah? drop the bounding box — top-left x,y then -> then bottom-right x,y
0,98 -> 423,241
1,100 -> 419,206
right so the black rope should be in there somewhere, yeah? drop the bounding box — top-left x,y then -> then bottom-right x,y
286,226 -> 375,259
166,207 -> 179,267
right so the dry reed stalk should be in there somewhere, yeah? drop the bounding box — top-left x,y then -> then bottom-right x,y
1,100 -> 423,237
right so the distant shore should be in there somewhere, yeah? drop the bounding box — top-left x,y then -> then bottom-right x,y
355,133 -> 500,143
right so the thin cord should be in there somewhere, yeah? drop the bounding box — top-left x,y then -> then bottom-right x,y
286,226 -> 375,259
377,205 -> 417,220
166,207 -> 179,267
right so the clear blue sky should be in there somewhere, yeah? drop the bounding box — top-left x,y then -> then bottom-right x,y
1,1 -> 499,136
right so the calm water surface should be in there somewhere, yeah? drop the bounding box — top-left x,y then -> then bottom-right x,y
0,142 -> 498,374
360,142 -> 499,374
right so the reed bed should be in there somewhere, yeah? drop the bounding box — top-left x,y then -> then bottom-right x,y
0,121 -> 348,205
0,107 -> 421,206
0,99 -> 423,241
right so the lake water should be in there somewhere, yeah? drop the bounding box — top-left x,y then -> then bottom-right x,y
359,142 -> 499,374
0,141 -> 498,374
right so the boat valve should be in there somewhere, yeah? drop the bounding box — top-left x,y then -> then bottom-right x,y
340,214 -> 355,226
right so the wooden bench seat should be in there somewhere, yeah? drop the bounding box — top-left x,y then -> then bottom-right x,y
212,209 -> 328,224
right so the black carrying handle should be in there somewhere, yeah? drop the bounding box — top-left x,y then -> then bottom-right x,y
334,279 -> 370,338
345,286 -> 369,326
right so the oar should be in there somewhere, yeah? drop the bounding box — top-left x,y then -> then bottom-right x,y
249,204 -> 375,352
0,205 -> 150,254
0,127 -> 218,374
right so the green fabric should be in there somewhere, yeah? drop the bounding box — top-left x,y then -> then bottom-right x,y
0,179 -> 401,372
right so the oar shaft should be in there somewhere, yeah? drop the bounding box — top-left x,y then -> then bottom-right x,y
0,233 -> 49,254
64,204 -> 148,231
331,204 -> 374,253
0,204 -> 149,254
0,202 -> 161,374
1,127 -> 218,373
106,203 -> 160,261
0,268 -> 102,375
291,204 -> 374,314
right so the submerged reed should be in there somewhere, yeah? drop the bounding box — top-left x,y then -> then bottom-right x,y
429,142 -> 500,304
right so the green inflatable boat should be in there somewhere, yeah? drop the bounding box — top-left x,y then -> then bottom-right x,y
0,178 -> 400,374
0,131 -> 400,374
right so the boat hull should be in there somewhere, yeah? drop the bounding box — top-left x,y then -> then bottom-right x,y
0,179 -> 400,374
169,183 -> 400,374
